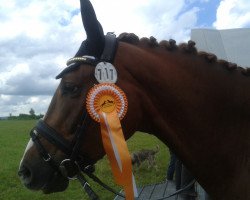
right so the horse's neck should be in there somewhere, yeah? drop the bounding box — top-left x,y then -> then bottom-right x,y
116,42 -> 250,199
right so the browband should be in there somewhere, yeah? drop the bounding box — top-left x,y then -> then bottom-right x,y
56,33 -> 117,79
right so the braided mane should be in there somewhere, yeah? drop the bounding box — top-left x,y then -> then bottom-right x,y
118,33 -> 250,76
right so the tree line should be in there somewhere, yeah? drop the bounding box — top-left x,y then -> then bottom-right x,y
7,108 -> 44,120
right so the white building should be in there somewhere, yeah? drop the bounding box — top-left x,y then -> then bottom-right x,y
191,28 -> 250,68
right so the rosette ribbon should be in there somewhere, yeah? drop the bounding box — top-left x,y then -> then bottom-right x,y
86,83 -> 138,200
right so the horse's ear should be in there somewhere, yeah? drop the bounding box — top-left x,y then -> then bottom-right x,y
80,0 -> 104,41
76,0 -> 105,57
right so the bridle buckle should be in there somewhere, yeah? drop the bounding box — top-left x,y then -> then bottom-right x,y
43,154 -> 52,162
59,159 -> 79,180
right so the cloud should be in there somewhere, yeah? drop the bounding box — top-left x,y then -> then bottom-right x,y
0,0 -> 215,116
0,95 -> 52,116
136,0 -> 199,41
0,0 -> 82,116
91,0 -> 200,41
213,0 -> 250,29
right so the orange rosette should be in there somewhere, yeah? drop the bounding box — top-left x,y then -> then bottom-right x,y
86,83 -> 137,200
86,83 -> 128,122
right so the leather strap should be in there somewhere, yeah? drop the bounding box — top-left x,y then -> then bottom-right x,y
35,120 -> 72,156
30,129 -> 60,171
100,33 -> 117,62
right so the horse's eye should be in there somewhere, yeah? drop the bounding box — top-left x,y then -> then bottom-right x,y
61,83 -> 80,96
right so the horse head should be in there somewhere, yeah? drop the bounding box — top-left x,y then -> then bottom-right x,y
18,0 -> 250,199
18,0 -> 144,193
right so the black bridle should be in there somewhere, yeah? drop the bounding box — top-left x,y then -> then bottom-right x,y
29,32 -> 196,199
31,110 -> 91,173
30,33 -> 124,199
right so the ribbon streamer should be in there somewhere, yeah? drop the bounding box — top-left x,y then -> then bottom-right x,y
100,111 -> 137,199
86,83 -> 137,199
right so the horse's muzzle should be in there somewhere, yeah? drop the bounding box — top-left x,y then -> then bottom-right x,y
18,164 -> 33,188
18,161 -> 69,193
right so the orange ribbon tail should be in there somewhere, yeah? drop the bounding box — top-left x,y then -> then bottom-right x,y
99,111 -> 136,200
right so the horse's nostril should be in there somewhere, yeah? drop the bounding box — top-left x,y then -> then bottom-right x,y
18,167 -> 30,178
18,166 -> 32,185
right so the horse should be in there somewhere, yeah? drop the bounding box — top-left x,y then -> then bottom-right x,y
18,0 -> 250,199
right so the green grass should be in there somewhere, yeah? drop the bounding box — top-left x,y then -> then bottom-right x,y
0,120 -> 170,200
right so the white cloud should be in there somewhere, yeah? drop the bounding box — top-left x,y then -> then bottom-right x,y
0,0 -> 79,116
0,95 -> 52,116
0,0 -> 231,117
0,0 -> 201,116
89,0 -> 201,42
214,0 -> 250,29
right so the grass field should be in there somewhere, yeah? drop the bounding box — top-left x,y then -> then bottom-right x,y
0,120 -> 170,200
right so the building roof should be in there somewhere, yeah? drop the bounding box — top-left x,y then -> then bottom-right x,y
191,28 -> 250,68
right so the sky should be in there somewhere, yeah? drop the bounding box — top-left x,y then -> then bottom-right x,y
0,0 -> 250,117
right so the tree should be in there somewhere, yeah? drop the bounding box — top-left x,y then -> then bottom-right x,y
29,108 -> 35,116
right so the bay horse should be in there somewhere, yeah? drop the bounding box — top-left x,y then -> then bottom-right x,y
18,0 -> 250,199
